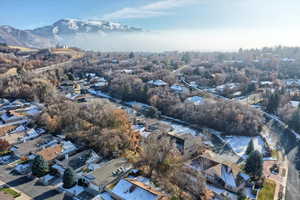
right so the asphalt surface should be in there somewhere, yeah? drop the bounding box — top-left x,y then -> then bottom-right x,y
0,165 -> 69,200
286,147 -> 300,200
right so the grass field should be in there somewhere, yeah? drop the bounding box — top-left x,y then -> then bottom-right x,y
0,187 -> 21,198
258,179 -> 276,200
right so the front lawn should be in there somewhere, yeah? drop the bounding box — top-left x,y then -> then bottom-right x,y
257,179 -> 276,200
0,187 -> 21,198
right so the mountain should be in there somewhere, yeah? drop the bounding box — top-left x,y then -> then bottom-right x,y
0,19 -> 142,48
0,25 -> 53,48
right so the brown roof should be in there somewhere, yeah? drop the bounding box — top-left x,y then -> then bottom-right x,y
0,125 -> 17,137
13,134 -> 56,158
1,131 -> 26,145
126,178 -> 168,199
0,191 -> 14,200
37,144 -> 62,161
204,164 -> 223,177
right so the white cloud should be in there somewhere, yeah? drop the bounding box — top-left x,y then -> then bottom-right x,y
63,27 -> 300,52
102,0 -> 198,20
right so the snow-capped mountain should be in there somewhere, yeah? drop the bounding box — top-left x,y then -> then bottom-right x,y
0,18 -> 142,48
32,18 -> 142,38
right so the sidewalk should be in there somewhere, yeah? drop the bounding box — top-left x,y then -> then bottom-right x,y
0,179 -> 32,200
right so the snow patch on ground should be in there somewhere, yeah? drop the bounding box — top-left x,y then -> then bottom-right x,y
224,136 -> 265,157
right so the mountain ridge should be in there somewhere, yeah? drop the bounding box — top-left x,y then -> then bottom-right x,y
0,18 -> 142,48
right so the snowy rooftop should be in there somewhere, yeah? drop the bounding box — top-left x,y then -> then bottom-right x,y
290,101 -> 300,108
112,179 -> 162,200
185,96 -> 205,105
147,80 -> 168,86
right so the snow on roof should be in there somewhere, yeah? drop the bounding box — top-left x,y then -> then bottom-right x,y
94,82 -> 107,87
260,81 -> 273,86
185,96 -> 205,105
126,101 -> 151,108
207,184 -> 237,200
282,58 -> 296,62
14,163 -> 31,173
52,164 -> 65,174
41,174 -> 55,182
239,173 -> 250,181
285,79 -> 300,86
1,113 -> 26,122
221,166 -> 237,188
290,101 -> 300,108
10,125 -> 26,134
25,107 -> 42,116
216,83 -> 238,91
88,89 -> 112,99
100,192 -> 114,200
170,84 -> 185,92
62,141 -> 77,154
64,185 -> 84,196
22,129 -> 39,141
147,80 -> 167,86
112,179 -> 159,200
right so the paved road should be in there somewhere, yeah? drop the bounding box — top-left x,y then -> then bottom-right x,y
286,147 -> 300,200
0,165 -> 69,200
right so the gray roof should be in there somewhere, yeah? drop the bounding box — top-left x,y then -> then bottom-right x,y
84,158 -> 131,187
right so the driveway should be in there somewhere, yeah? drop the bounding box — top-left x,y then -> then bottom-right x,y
0,165 -> 68,200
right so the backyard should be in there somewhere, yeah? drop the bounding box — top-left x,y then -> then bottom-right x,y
258,179 -> 276,200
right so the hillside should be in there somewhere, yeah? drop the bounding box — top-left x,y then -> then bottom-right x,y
0,19 -> 142,48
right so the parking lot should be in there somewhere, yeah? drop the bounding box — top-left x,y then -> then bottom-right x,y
0,164 -> 69,200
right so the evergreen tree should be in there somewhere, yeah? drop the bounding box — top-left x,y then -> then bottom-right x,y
32,155 -> 49,177
129,52 -> 135,59
246,139 -> 255,155
181,53 -> 191,64
265,91 -> 281,114
63,168 -> 77,189
245,151 -> 263,178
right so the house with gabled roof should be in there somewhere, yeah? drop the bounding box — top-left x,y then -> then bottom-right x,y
103,178 -> 169,200
80,158 -> 132,192
36,140 -> 77,162
52,149 -> 101,176
187,150 -> 247,193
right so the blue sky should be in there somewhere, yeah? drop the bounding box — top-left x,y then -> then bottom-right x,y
1,0 -> 299,30
1,0 -> 300,51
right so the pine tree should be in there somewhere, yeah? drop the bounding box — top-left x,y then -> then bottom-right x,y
129,52 -> 135,59
63,168 -> 77,189
32,155 -> 49,177
245,150 -> 263,178
246,139 -> 254,155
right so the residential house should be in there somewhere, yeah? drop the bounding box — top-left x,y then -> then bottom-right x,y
81,158 -> 132,192
11,134 -> 58,159
0,98 -> 10,108
147,80 -> 168,87
52,150 -> 101,176
184,96 -> 205,105
36,141 -> 77,162
0,111 -> 28,124
170,84 -> 189,93
188,150 -> 247,193
102,178 -> 168,200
